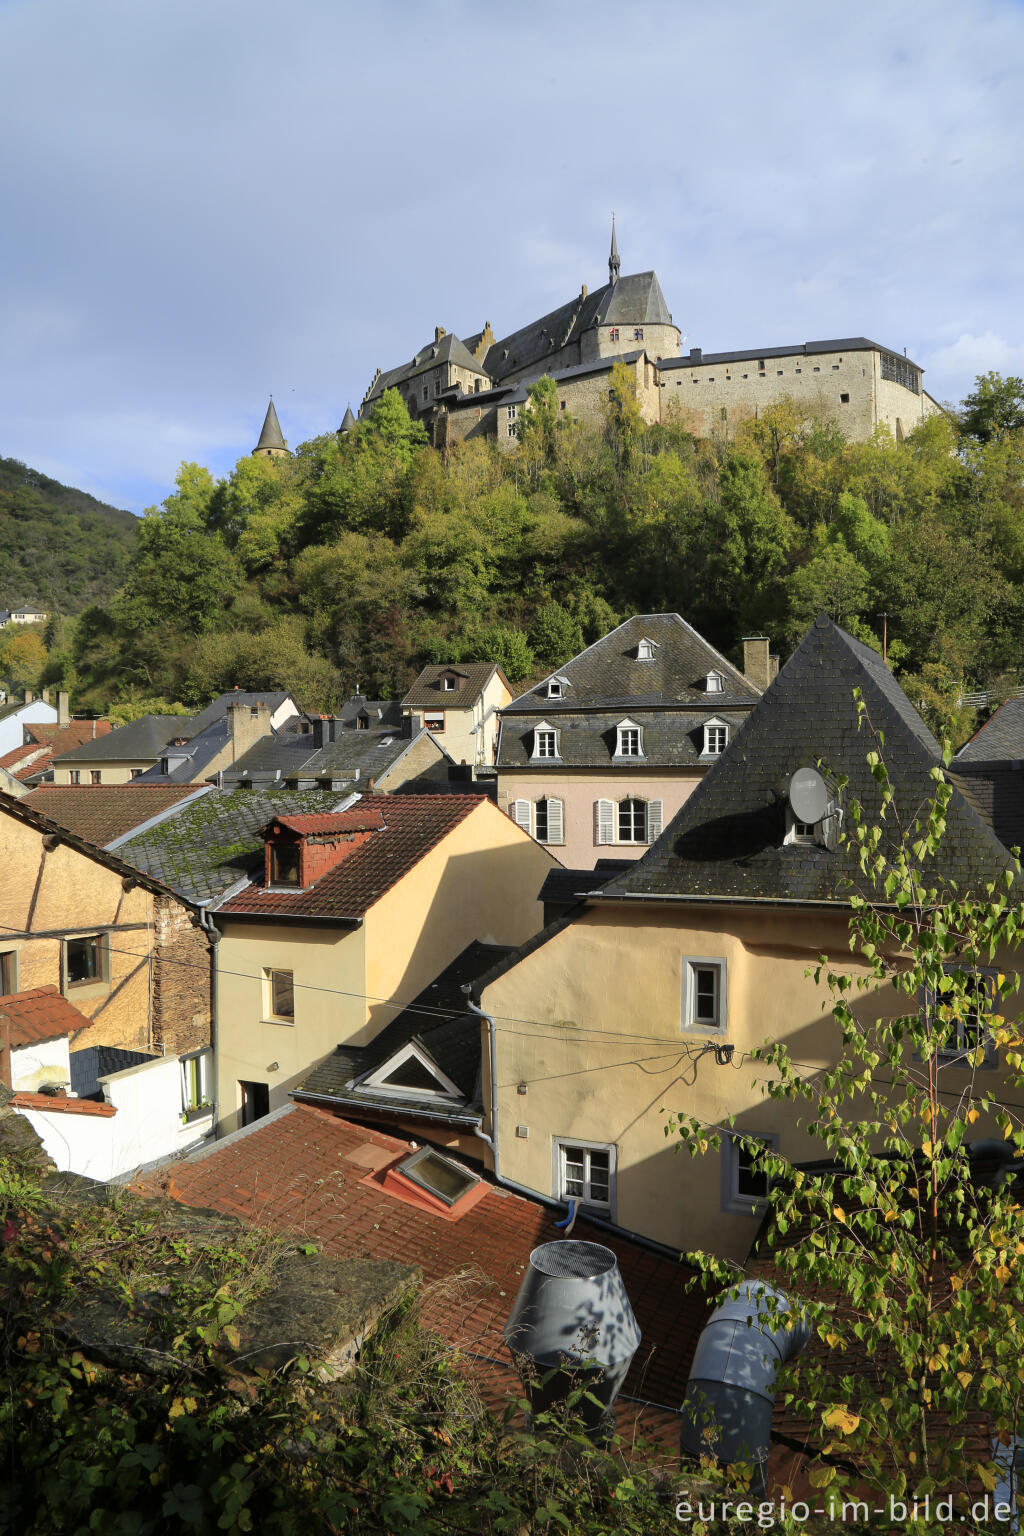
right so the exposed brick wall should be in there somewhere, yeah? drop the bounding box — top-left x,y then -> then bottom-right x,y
152,894 -> 212,1056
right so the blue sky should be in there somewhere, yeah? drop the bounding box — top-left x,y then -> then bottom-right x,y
2,0 -> 1023,513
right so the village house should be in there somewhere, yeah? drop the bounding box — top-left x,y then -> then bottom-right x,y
215,709 -> 452,791
401,662 -> 511,768
208,794 -> 554,1134
475,615 -> 1020,1261
0,690 -> 60,756
496,614 -> 770,869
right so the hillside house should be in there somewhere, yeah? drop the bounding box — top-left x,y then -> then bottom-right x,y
401,663 -> 511,768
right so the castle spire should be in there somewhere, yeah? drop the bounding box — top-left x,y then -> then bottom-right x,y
254,396 -> 288,458
609,212 -> 620,284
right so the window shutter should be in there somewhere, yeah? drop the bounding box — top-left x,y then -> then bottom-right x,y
547,797 -> 564,845
511,799 -> 532,833
595,799 -> 614,845
647,799 -> 663,842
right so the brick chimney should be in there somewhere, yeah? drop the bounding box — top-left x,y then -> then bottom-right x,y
742,635 -> 774,692
41,688 -> 49,704
23,690 -> 32,703
228,701 -> 272,761
57,691 -> 70,726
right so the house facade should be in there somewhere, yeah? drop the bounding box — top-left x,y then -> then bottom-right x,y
477,616 -> 1020,1261
401,662 -> 511,768
0,695 -> 59,757
496,615 -> 768,869
210,794 -> 554,1134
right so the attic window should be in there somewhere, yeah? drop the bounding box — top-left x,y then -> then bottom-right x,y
636,638 -> 658,661
270,844 -> 301,886
441,673 -> 461,692
546,675 -> 569,699
702,719 -> 729,757
532,722 -> 559,759
706,671 -> 724,693
785,809 -> 820,846
363,1042 -> 462,1099
398,1146 -> 480,1206
615,719 -> 644,758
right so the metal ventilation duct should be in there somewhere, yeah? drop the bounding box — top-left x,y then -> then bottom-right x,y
680,1281 -> 811,1485
503,1240 -> 641,1441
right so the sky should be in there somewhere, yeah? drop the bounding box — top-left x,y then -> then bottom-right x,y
1,0 -> 1023,514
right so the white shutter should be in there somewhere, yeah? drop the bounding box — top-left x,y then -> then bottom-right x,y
647,799 -> 663,842
510,799 -> 532,833
595,799 -> 614,845
546,797 -> 564,845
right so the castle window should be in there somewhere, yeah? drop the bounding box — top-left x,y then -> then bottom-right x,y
609,326 -> 619,341
832,364 -> 840,371
720,408 -> 727,421
795,367 -> 802,374
840,393 -> 850,404
777,369 -> 784,375
507,405 -> 517,422
813,365 -> 821,372
560,400 -> 566,410
634,327 -> 644,341
758,359 -> 766,373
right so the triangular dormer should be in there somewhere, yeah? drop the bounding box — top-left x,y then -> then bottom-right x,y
636,638 -> 658,661
361,1041 -> 462,1099
545,675 -> 571,700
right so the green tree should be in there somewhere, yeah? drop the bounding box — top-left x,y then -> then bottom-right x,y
671,714 -> 1024,1513
117,465 -> 240,637
468,624 -> 533,683
529,600 -> 584,669
960,372 -> 1024,444
513,375 -> 559,465
0,630 -> 48,692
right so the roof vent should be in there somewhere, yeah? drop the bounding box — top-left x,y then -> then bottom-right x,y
503,1240 -> 640,1442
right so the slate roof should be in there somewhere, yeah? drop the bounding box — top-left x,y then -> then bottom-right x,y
21,785 -> 203,846
52,715 -> 198,764
70,1045 -> 158,1099
255,398 -> 286,452
480,272 -> 674,383
337,696 -> 403,729
956,697 -> 1024,763
145,1104 -> 711,1422
453,350 -> 649,412
216,794 -> 484,921
538,860 -> 631,908
949,763 -> 1024,853
220,723 -> 430,789
364,332 -> 490,403
502,614 -> 759,715
497,707 -> 750,770
659,337 -> 921,372
113,785 -> 358,904
132,716 -> 232,784
189,691 -> 295,732
294,940 -> 511,1122
596,615 -> 1014,907
402,662 -> 508,710
0,986 -> 93,1048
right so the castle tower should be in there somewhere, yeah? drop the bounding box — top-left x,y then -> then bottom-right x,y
339,404 -> 356,435
609,214 -> 620,285
253,397 -> 289,458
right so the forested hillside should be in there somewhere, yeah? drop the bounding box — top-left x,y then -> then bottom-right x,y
0,456 -> 137,612
24,369 -> 1024,742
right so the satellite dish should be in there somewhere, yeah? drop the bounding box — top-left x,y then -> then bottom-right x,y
789,767 -> 829,824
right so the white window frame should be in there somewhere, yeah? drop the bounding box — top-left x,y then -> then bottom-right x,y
534,796 -> 564,846
546,675 -> 569,699
682,957 -> 727,1035
784,808 -> 821,846
510,798 -> 532,833
362,1041 -> 462,1100
441,674 -> 458,692
636,638 -> 657,661
553,1137 -> 616,1218
264,967 -> 295,1024
595,797 -> 662,846
706,670 -> 724,694
721,1130 -> 778,1215
702,718 -> 730,757
532,721 -> 559,760
614,718 -> 644,759
423,710 -> 445,733
180,1049 -> 213,1118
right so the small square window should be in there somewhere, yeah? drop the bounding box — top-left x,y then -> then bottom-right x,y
555,1140 -> 614,1214
722,1131 -> 777,1214
129,768 -> 144,780
266,968 -> 294,1021
69,770 -> 80,785
832,364 -> 840,371
683,957 -> 726,1033
90,770 -> 101,785
840,392 -> 850,404
270,844 -> 301,886
634,327 -> 644,341
65,934 -> 108,989
813,365 -> 821,372
400,1146 -> 480,1206
922,970 -> 998,1066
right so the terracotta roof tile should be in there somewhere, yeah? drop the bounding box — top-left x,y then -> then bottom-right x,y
22,785 -> 201,846
10,1091 -> 116,1117
219,794 -> 485,920
141,1104 -> 711,1414
0,986 -> 93,1048
267,809 -> 387,837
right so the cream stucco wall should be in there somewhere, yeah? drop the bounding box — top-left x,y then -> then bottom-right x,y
0,810 -> 156,1051
52,758 -> 155,786
213,800 -> 554,1134
496,768 -> 703,869
11,1035 -> 71,1092
480,901 -> 1022,1262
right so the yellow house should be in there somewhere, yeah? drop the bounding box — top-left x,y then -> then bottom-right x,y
211,793 -> 555,1133
401,663 -> 511,768
477,616 -> 1021,1261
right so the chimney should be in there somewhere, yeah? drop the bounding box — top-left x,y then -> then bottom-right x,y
23,690 -> 33,703
743,635 -> 772,691
769,654 -> 779,682
311,717 -> 327,749
57,691 -> 70,726
228,701 -> 272,761
41,688 -> 50,705
690,346 -> 702,365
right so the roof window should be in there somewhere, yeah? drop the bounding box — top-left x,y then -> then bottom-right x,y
706,670 -> 724,693
398,1146 -> 480,1206
363,1042 -> 461,1099
636,638 -> 658,661
546,675 -> 570,699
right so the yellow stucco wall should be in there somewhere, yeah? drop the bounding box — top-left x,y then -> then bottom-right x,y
480,900 -> 1020,1261
52,759 -> 154,786
213,800 -> 554,1134
0,810 -> 156,1050
403,674 -> 510,767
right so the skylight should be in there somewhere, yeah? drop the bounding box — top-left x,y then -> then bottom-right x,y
398,1147 -> 480,1207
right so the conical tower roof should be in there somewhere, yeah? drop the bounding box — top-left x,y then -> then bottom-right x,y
255,397 -> 287,453
339,404 -> 357,434
609,214 -> 620,283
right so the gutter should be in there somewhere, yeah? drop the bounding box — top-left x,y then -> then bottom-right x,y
291,1089 -> 483,1129
197,904 -> 221,1132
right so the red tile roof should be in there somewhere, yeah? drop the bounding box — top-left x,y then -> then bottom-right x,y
0,986 -> 92,1048
0,721 -> 114,783
22,785 -> 200,845
266,809 -> 387,836
220,794 -> 485,920
140,1105 -> 710,1415
10,1091 -> 116,1117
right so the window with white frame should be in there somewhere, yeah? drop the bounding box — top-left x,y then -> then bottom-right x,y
423,711 -> 445,733
636,638 -> 657,660
922,968 -> 999,1066
534,796 -> 564,845
510,799 -> 532,833
706,670 -> 724,693
595,797 -> 663,846
682,957 -> 727,1033
180,1050 -> 212,1118
703,719 -> 729,756
784,808 -> 821,846
555,1139 -> 615,1215
364,1042 -> 461,1098
264,968 -> 295,1023
532,722 -> 559,759
722,1131 -> 778,1215
546,676 -> 569,699
615,719 -> 644,758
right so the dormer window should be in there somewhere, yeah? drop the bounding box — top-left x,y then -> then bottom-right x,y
532,722 -> 559,759
703,719 -> 729,757
363,1042 -> 462,1100
546,675 -> 570,699
706,670 -> 724,694
615,719 -> 644,758
270,843 -> 301,886
785,809 -> 820,846
636,638 -> 657,661
441,672 -> 461,692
